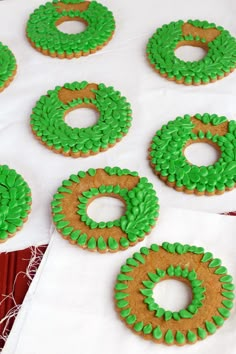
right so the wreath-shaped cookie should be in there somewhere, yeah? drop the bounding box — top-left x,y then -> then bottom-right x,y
114,242 -> 234,345
52,167 -> 159,252
147,20 -> 236,85
26,0 -> 115,59
0,165 -> 31,243
31,81 -> 132,157
149,113 -> 236,195
0,42 -> 17,93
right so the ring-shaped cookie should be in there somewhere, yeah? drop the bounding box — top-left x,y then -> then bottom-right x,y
149,113 -> 236,196
30,81 -> 132,157
52,167 -> 159,253
147,20 -> 236,85
114,242 -> 234,345
26,0 -> 115,59
0,165 -> 31,243
0,42 -> 17,93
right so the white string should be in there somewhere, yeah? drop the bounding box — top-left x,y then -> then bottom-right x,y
0,246 -> 46,350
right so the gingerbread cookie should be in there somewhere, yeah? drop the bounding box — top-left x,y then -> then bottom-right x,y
147,20 -> 236,85
30,81 -> 132,157
26,0 -> 115,59
0,165 -> 31,243
52,167 -> 159,253
114,242 -> 234,345
149,113 -> 236,196
0,42 -> 17,93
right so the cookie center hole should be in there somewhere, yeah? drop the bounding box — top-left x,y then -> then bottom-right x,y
185,142 -> 219,166
153,279 -> 192,312
87,197 -> 126,222
175,45 -> 206,61
57,20 -> 87,34
65,107 -> 99,128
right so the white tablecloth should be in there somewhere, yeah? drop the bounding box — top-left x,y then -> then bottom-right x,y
0,0 -> 236,253
3,207 -> 236,354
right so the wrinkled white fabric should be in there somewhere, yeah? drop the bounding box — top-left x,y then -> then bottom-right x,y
3,207 -> 236,354
0,0 -> 236,252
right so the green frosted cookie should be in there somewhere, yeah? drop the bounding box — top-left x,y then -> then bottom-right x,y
26,0 -> 115,58
147,20 -> 236,85
0,165 -> 31,243
52,167 -> 159,252
149,113 -> 236,195
0,42 -> 17,92
30,81 -> 132,157
114,242 -> 234,345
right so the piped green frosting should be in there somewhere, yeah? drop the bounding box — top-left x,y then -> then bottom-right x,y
147,20 -> 236,85
149,114 -> 236,194
26,0 -> 115,56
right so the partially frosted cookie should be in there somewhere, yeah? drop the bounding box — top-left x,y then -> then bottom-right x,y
0,42 -> 17,93
30,82 -> 132,157
149,113 -> 236,196
0,165 -> 31,243
114,242 -> 234,345
52,167 -> 159,252
147,20 -> 236,85
26,0 -> 115,59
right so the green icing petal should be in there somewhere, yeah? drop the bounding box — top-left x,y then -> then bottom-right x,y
205,321 -> 217,334
97,236 -> 107,251
218,307 -> 230,318
126,314 -> 136,324
176,331 -> 185,344
164,329 -> 174,344
212,316 -> 224,326
134,321 -> 144,332
197,327 -> 207,339
120,308 -> 131,318
209,258 -> 222,268
87,236 -> 96,249
77,233 -> 87,246
153,326 -> 162,340
143,323 -> 152,334
187,330 -> 197,343
108,237 -> 118,251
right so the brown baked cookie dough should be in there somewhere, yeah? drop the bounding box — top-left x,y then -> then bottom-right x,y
30,81 -> 132,157
114,242 -> 234,345
147,20 -> 236,85
52,167 -> 159,253
149,113 -> 236,196
26,0 -> 115,59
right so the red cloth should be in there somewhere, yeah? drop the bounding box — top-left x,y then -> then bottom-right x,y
0,211 -> 236,350
0,245 -> 47,350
